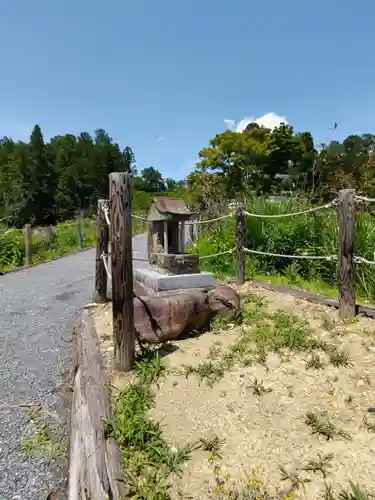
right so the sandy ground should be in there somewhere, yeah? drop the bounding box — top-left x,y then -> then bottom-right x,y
92,284 -> 375,499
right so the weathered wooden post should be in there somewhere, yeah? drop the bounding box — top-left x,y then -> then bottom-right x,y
236,204 -> 245,285
338,189 -> 356,319
94,199 -> 110,303
76,217 -> 84,250
46,224 -> 54,245
24,223 -> 31,266
109,172 -> 135,372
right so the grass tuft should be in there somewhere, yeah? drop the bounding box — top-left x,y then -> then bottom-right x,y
305,411 -> 351,441
108,352 -> 198,498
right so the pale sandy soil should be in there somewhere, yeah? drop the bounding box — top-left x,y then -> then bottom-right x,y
92,284 -> 375,499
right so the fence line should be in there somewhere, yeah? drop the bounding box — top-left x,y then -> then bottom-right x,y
243,247 -> 338,261
243,200 -> 337,218
89,183 -> 375,373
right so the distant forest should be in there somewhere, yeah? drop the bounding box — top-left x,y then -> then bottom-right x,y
0,125 -> 184,227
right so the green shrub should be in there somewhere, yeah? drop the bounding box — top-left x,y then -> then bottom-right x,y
195,197 -> 375,301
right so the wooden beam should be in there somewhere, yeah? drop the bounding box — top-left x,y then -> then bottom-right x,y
236,205 -> 245,285
251,280 -> 375,320
338,189 -> 356,319
109,173 -> 135,371
94,199 -> 110,303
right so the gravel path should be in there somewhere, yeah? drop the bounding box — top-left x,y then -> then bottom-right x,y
0,234 -> 148,499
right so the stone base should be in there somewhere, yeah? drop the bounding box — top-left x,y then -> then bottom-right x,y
135,268 -> 215,293
149,253 -> 200,275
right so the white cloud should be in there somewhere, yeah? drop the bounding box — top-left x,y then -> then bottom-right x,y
224,119 -> 236,130
224,112 -> 288,133
157,135 -> 165,141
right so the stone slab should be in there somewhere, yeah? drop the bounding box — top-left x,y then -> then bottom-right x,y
135,268 -> 215,293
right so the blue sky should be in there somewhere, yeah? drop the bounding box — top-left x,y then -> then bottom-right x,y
1,0 -> 374,180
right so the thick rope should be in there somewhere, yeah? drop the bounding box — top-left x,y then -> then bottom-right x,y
243,200 -> 337,219
100,252 -> 112,280
199,248 -> 236,259
102,205 -> 111,226
185,212 -> 235,225
355,195 -> 375,204
132,214 -> 148,222
354,256 -> 375,265
244,247 -> 337,261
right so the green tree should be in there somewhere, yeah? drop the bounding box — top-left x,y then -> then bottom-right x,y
140,167 -> 165,192
196,128 -> 275,198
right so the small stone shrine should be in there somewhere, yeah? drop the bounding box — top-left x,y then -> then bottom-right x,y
135,197 -> 215,293
147,197 -> 199,274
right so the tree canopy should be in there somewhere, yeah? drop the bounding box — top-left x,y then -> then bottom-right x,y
194,123 -> 375,202
0,125 -> 174,227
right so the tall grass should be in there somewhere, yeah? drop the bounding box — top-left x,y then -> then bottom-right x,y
196,197 -> 375,302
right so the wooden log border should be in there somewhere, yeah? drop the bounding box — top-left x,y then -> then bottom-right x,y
68,308 -> 128,500
251,279 -> 375,320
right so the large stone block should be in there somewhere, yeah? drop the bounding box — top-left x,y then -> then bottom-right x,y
135,268 -> 215,293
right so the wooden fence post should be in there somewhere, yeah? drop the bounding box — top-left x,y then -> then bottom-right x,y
76,217 -> 84,250
338,189 -> 356,319
46,224 -> 54,245
95,199 -> 110,303
236,205 -> 245,285
109,172 -> 135,372
25,224 -> 31,266
24,224 -> 32,266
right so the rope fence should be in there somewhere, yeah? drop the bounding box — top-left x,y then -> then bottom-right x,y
91,174 -> 375,372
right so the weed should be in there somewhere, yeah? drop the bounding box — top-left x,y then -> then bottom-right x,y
135,351 -> 167,386
309,338 -> 332,353
194,360 -> 226,386
323,483 -> 337,500
302,453 -> 333,479
252,309 -> 311,351
305,411 -> 351,441
108,353 -> 198,498
321,314 -> 336,331
199,434 -> 225,459
208,345 -> 222,360
279,464 -> 311,492
248,378 -> 272,396
305,353 -> 325,370
338,481 -> 374,500
21,423 -> 66,459
329,348 -> 351,367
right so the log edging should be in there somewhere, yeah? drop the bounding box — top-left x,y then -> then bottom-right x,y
68,308 -> 127,499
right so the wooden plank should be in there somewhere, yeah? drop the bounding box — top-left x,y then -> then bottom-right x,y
236,205 -> 245,285
251,279 -> 375,320
24,223 -> 32,266
68,309 -> 128,499
109,172 -> 135,372
95,199 -> 110,303
338,189 -> 356,319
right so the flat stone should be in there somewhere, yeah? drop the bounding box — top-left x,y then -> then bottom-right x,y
135,268 -> 215,293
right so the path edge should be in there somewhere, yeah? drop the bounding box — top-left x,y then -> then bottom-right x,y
68,308 -> 128,500
0,246 -> 95,276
